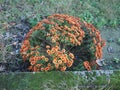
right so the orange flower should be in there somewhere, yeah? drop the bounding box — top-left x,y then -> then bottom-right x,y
47,63 -> 51,67
62,58 -> 67,63
24,40 -> 30,45
35,51 -> 40,55
61,49 -> 66,53
60,66 -> 66,71
30,51 -> 34,55
101,40 -> 106,47
54,46 -> 59,50
46,33 -> 51,36
46,49 -> 51,55
67,61 -> 73,67
21,45 -> 26,49
33,22 -> 42,30
42,19 -> 52,24
83,61 -> 91,71
53,58 -> 57,64
93,38 -> 97,44
46,45 -> 50,49
30,61 -> 36,65
70,38 -> 75,44
41,55 -> 45,59
38,56 -> 41,60
33,66 -> 39,72
55,63 -> 59,69
44,67 -> 50,71
26,53 -> 30,58
41,67 -> 45,71
51,49 -> 56,54
22,47 -> 29,52
44,58 -> 49,62
35,56 -> 41,61
95,52 -> 99,59
78,37 -> 82,41
58,60 -> 62,65
69,53 -> 74,59
29,57 -> 34,61
97,43 -> 101,49
52,38 -> 56,42
36,64 -> 42,67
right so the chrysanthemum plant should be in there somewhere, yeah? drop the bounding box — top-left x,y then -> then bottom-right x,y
20,14 -> 106,71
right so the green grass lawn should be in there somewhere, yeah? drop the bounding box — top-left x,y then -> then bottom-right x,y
0,0 -> 120,30
0,71 -> 120,90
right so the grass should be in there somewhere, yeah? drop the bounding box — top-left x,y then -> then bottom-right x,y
0,71 -> 120,90
0,0 -> 120,30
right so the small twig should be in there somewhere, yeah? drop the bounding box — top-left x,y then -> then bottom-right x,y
66,46 -> 75,53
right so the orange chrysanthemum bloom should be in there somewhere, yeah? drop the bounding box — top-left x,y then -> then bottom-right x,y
46,45 -> 50,49
83,61 -> 91,71
69,53 -> 75,59
60,66 -> 67,71
58,60 -> 63,65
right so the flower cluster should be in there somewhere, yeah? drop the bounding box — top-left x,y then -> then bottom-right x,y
20,14 -> 105,71
82,22 -> 106,70
46,45 -> 74,71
